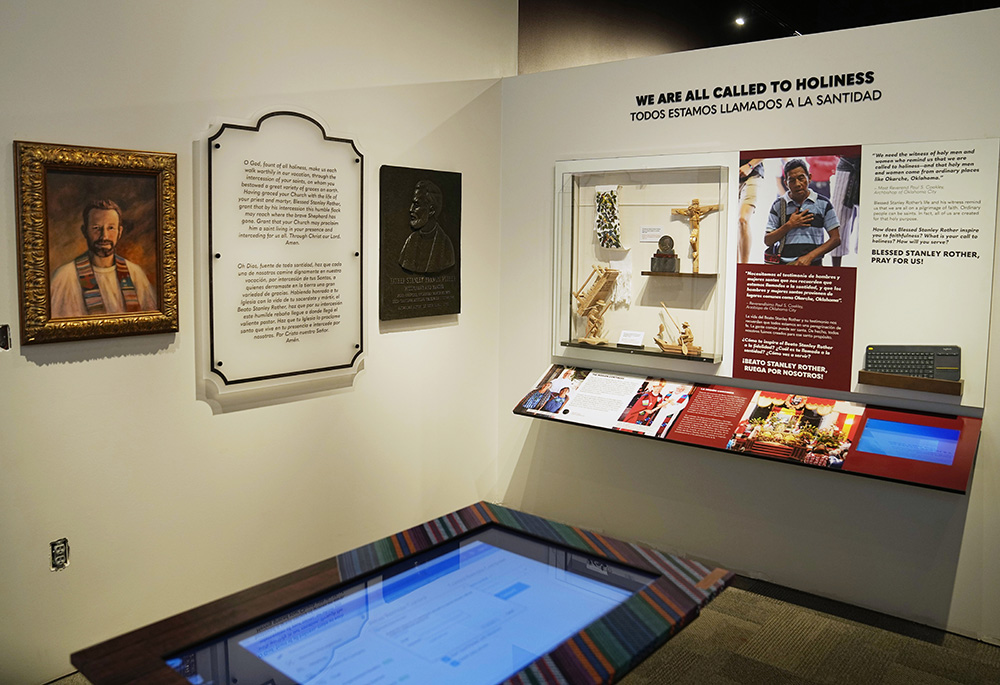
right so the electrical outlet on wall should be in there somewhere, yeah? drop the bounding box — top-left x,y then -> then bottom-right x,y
50,538 -> 70,571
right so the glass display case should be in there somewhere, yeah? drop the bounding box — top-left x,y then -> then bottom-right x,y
553,153 -> 730,372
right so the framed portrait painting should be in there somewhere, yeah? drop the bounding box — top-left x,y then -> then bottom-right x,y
14,141 -> 178,344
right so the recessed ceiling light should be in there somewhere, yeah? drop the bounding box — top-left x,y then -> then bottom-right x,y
735,16 -> 746,26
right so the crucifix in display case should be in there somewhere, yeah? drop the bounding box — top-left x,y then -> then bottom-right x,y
672,199 -> 718,273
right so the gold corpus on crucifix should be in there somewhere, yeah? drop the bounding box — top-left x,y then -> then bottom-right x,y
671,198 -> 719,273
572,264 -> 619,345
654,302 -> 702,356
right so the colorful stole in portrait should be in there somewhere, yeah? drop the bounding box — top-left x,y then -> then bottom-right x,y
74,254 -> 141,314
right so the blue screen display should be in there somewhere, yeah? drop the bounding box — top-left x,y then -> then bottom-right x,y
166,527 -> 655,685
856,418 -> 960,465
238,542 -> 630,684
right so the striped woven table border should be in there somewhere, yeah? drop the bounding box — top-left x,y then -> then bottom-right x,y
335,501 -> 731,684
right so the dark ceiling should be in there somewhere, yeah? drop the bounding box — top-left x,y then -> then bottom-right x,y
518,0 -> 1000,73
629,0 -> 1000,47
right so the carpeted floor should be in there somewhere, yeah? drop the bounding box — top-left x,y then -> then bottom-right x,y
620,577 -> 1000,685
51,577 -> 1000,685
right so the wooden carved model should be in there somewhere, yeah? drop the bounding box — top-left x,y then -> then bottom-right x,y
654,302 -> 702,356
573,264 -> 620,345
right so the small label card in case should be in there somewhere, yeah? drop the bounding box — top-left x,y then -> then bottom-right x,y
618,329 -> 645,348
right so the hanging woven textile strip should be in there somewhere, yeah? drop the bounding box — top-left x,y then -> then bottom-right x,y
595,185 -> 622,248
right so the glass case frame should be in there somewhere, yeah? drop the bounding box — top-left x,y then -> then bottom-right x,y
553,153 -> 731,373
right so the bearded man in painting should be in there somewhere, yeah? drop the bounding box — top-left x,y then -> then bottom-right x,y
50,199 -> 157,318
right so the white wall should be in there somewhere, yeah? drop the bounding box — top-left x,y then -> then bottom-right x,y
6,4 -> 1000,684
499,10 -> 1000,644
0,2 -> 516,683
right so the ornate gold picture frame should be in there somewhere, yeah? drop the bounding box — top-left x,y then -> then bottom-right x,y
14,141 -> 178,344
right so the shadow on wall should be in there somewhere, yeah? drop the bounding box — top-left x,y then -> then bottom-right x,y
502,416 -> 970,630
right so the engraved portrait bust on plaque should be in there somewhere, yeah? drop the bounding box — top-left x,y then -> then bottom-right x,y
650,234 -> 678,273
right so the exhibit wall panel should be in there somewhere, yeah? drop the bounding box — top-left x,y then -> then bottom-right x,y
498,10 -> 1000,642
0,2 -> 514,684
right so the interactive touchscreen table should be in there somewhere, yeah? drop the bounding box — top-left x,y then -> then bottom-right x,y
72,502 -> 731,685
